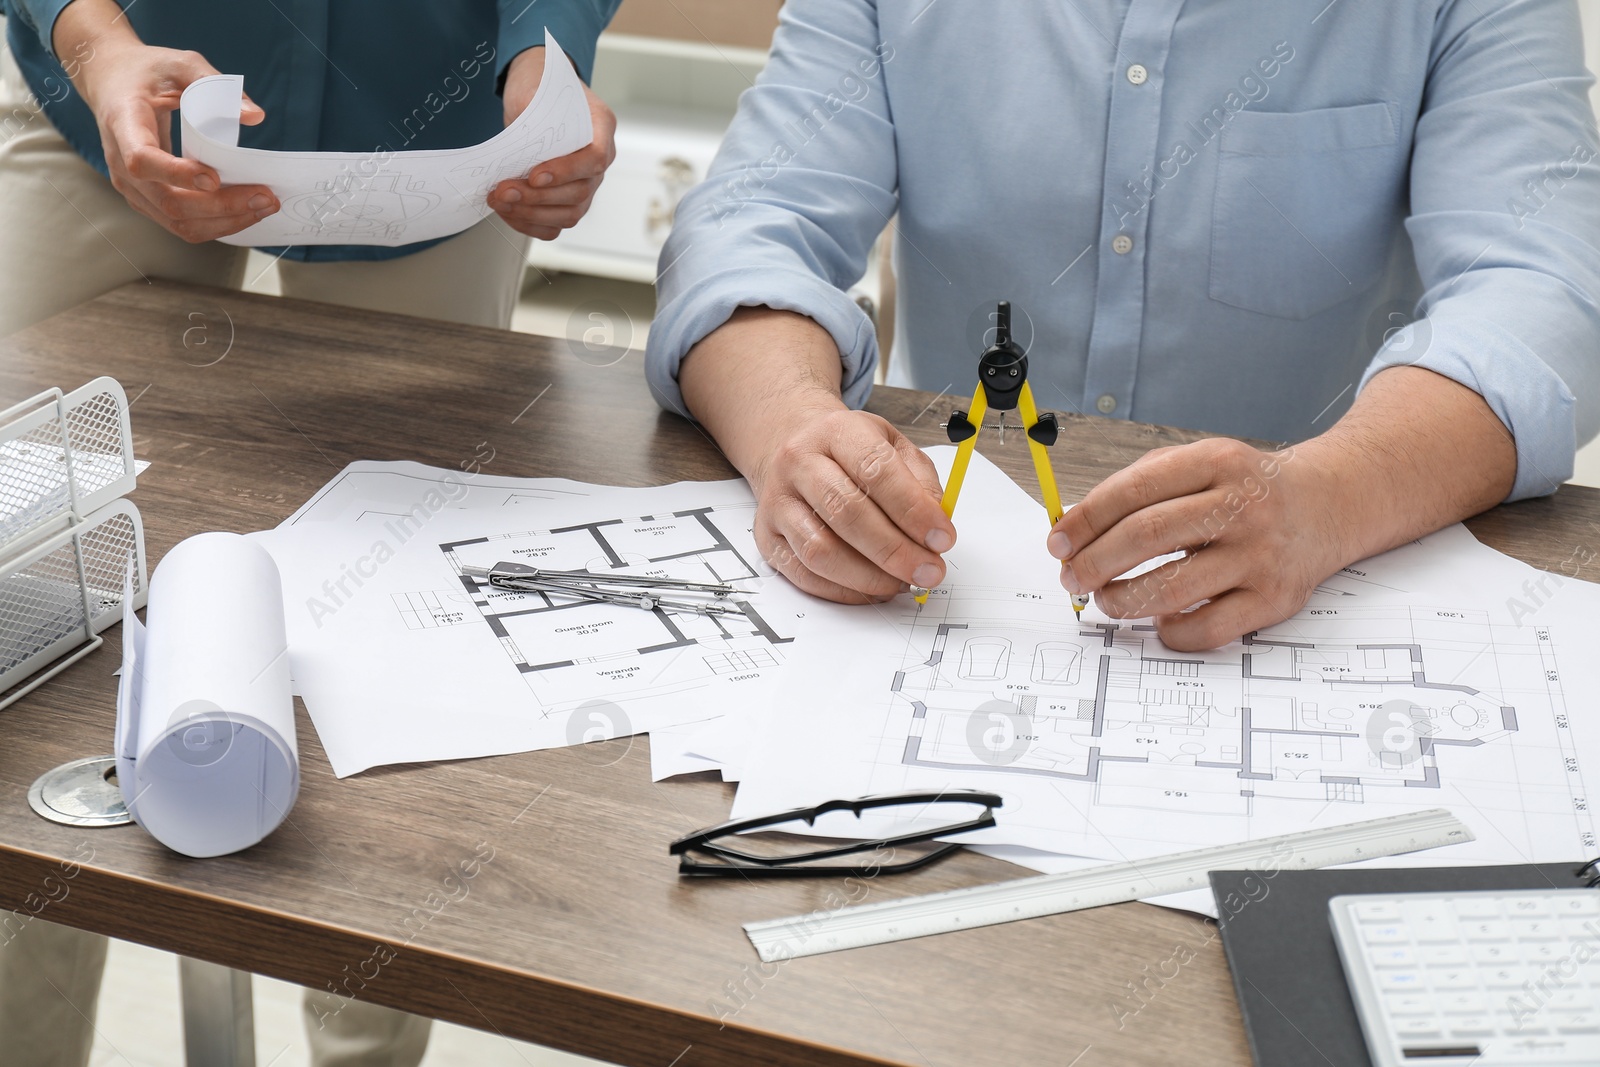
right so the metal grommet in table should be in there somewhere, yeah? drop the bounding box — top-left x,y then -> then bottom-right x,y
28,755 -> 131,827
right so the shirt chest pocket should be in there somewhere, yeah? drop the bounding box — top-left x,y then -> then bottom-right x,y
1210,102 -> 1405,320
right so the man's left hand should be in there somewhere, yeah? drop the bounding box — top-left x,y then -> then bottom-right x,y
1046,367 -> 1518,653
492,46 -> 616,240
1048,438 -> 1343,652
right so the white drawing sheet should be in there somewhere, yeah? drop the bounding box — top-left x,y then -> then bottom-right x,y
280,459 -> 606,527
181,31 -> 591,247
252,476 -> 810,777
654,464 -> 1507,785
729,450 -> 1600,895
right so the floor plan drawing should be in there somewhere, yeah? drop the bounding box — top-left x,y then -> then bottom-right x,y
429,504 -> 798,716
896,601 -> 1520,815
723,451 -> 1600,874
740,582 -> 1600,863
393,589 -> 476,630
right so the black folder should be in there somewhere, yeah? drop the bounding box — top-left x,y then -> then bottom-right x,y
1209,863 -> 1596,1067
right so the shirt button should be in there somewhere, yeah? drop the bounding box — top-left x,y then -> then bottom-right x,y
1127,64 -> 1149,85
1096,394 -> 1117,414
1112,234 -> 1134,255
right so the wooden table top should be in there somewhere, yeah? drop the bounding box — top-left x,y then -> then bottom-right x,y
2,281 -> 1596,1067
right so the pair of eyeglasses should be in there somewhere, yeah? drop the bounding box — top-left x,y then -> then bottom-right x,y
669,789 -> 1003,877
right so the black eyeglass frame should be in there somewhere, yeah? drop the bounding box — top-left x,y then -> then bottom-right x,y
669,789 -> 1003,878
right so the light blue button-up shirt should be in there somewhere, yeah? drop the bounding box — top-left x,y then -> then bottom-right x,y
647,0 -> 1600,501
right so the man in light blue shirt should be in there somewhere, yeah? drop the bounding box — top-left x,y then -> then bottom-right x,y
647,0 -> 1600,651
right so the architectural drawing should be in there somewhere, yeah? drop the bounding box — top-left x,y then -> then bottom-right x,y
279,173 -> 445,241
279,458 -> 594,528
393,589 -> 475,630
882,587 -> 1589,839
724,453 -> 1600,869
429,504 -> 795,714
181,31 -> 592,247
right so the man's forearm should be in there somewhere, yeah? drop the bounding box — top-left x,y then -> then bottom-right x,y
677,307 -> 851,489
1300,365 -> 1518,561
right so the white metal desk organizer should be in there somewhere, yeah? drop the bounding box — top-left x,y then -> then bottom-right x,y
117,533 -> 299,857
0,377 -> 146,712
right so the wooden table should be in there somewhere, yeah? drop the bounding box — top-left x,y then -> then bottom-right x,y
2,282 -> 1596,1067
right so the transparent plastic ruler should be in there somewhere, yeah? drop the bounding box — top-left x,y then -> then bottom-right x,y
743,808 -> 1473,962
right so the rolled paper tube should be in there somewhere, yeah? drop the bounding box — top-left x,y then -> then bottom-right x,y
116,532 -> 298,857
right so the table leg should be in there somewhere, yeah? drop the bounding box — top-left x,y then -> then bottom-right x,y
178,956 -> 256,1066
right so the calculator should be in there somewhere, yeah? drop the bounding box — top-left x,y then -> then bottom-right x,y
1330,890 -> 1600,1065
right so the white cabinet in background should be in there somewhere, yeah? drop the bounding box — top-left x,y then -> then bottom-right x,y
526,33 -> 763,284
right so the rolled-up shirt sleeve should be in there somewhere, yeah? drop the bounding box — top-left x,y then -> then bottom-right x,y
1363,0 -> 1600,501
6,0 -> 74,59
646,0 -> 896,419
496,0 -> 621,85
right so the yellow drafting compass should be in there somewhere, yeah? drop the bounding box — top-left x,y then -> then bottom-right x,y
914,301 -> 1090,617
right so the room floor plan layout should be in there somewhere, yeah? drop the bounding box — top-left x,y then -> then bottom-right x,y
893,589 -> 1548,818
425,504 -> 796,715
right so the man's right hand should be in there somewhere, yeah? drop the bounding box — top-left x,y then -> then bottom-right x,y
677,307 -> 956,604
751,406 -> 954,602
55,0 -> 279,243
